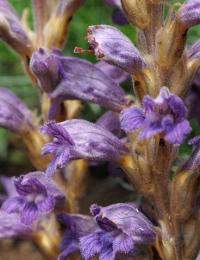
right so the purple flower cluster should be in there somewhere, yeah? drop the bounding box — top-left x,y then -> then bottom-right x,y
1,0 -> 200,259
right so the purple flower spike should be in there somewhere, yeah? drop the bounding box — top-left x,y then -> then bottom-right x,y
178,0 -> 200,29
105,0 -> 128,25
120,87 -> 192,144
2,171 -> 65,225
0,210 -> 32,238
87,25 -> 145,74
0,87 -> 33,133
80,203 -> 156,260
0,0 -> 31,56
41,120 -> 128,177
58,214 -> 96,260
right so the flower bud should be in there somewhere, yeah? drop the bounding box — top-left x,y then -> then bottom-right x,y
87,25 -> 145,74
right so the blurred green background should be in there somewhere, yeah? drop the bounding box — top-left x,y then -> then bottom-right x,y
0,0 -> 200,168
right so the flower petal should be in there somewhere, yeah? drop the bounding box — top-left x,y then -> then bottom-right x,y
21,202 -> 39,225
2,197 -> 25,213
113,233 -> 134,254
120,107 -> 145,132
0,210 -> 32,238
80,232 -> 102,260
40,121 -> 74,145
37,195 -> 55,213
168,94 -> 187,119
164,120 -> 192,144
46,147 -> 72,177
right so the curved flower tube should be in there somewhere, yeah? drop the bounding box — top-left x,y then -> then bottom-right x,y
40,120 -> 128,177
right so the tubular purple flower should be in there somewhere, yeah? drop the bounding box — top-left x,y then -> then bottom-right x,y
86,25 -> 145,74
58,214 -> 96,260
50,57 -> 127,112
2,171 -> 65,225
40,120 -> 128,177
80,203 -> 156,260
120,87 -> 192,144
105,0 -> 128,25
177,0 -> 200,29
30,48 -> 128,116
0,87 -> 33,133
0,0 -> 31,56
